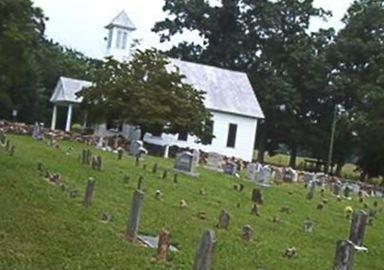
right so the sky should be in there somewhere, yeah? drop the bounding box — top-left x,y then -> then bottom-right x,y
32,0 -> 354,59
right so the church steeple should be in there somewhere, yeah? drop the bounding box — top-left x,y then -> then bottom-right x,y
105,11 -> 136,62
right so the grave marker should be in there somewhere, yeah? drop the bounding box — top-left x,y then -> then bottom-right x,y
83,177 -> 96,207
193,230 -> 215,270
174,151 -> 199,177
125,189 -> 144,242
217,210 -> 230,230
205,152 -> 223,172
156,229 -> 171,262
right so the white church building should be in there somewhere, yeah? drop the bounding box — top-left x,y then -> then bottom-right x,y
50,11 -> 264,161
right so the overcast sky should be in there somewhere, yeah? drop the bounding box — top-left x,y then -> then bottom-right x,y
32,0 -> 354,59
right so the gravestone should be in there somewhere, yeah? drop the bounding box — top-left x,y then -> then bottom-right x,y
258,165 -> 272,187
125,189 -> 144,242
247,162 -> 261,181
193,230 -> 215,270
283,168 -> 298,182
251,188 -> 264,204
174,151 -> 199,177
32,122 -> 44,140
205,152 -> 223,172
333,240 -> 355,270
306,181 -> 316,200
223,161 -> 237,176
156,229 -> 171,262
241,225 -> 253,241
349,210 -> 368,246
130,140 -> 147,157
83,177 -> 96,207
217,210 -> 230,230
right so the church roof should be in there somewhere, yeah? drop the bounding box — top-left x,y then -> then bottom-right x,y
167,59 -> 265,119
50,77 -> 92,104
50,61 -> 264,119
105,11 -> 136,30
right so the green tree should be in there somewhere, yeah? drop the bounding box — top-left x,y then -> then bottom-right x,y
329,0 -> 384,178
79,49 -> 213,142
0,0 -> 45,121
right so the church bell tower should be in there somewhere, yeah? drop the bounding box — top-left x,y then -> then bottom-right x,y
105,11 -> 136,62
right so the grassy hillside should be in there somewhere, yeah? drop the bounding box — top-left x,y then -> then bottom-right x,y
0,135 -> 383,270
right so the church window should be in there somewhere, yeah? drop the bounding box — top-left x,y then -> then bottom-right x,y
226,123 -> 237,148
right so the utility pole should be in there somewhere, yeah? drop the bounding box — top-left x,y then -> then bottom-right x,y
327,104 -> 338,174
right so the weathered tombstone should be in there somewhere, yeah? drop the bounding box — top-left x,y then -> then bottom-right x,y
32,122 -> 44,140
247,162 -> 261,181
156,229 -> 171,262
162,170 -> 168,180
96,155 -> 102,170
130,140 -> 148,158
174,151 -> 199,177
205,152 -> 223,172
333,240 -> 355,270
83,177 -> 96,207
135,156 -> 140,167
223,161 -> 237,176
258,165 -> 272,187
241,225 -> 253,241
306,181 -> 316,200
251,188 -> 264,204
130,140 -> 143,156
142,164 -> 147,171
125,189 -> 144,242
217,210 -> 230,230
193,230 -> 215,270
349,210 -> 368,246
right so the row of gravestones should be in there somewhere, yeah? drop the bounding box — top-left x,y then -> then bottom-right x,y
175,151 -> 240,178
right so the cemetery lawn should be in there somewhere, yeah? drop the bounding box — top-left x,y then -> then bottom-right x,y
1,135 -> 384,270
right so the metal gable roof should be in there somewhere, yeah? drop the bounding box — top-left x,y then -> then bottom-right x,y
50,60 -> 265,119
105,10 -> 136,30
50,77 -> 92,104
168,59 -> 265,119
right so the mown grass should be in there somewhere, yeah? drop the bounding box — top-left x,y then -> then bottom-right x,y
0,135 -> 383,270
